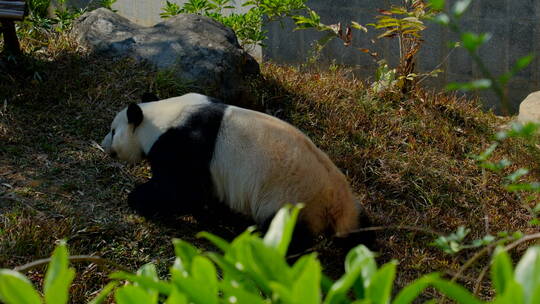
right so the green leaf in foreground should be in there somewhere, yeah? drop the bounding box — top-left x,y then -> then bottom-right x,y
43,240 -> 75,304
292,254 -> 321,304
346,245 -> 377,299
428,0 -> 445,10
392,273 -> 439,304
366,261 -> 397,304
263,204 -> 302,256
491,247 -> 514,296
197,231 -> 231,252
89,281 -> 119,304
446,79 -> 492,91
461,32 -> 491,52
0,270 -> 42,304
515,246 -> 540,304
432,279 -> 483,304
115,285 -> 157,304
452,0 -> 472,17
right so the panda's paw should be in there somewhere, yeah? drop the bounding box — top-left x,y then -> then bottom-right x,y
127,186 -> 158,217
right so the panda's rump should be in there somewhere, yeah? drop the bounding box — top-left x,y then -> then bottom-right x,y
210,107 -> 358,235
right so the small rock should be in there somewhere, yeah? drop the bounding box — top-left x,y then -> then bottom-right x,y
518,91 -> 540,124
73,8 -> 260,103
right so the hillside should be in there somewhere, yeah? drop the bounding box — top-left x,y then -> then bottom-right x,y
1,31 -> 539,301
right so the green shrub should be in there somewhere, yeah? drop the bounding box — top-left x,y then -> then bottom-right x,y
2,205 -> 540,303
160,0 -> 308,48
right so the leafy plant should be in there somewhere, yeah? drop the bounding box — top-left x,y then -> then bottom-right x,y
160,0 -> 308,48
22,0 -> 86,34
3,205 -> 540,303
293,0 -> 439,94
27,0 -> 51,18
160,1 -> 183,19
0,241 -> 75,304
100,0 -> 117,12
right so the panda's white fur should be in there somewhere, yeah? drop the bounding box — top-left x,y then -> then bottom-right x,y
102,93 -> 359,237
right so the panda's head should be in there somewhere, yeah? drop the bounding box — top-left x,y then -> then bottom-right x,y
101,103 -> 145,163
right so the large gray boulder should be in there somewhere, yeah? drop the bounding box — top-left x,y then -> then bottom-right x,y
518,91 -> 540,124
73,8 -> 260,102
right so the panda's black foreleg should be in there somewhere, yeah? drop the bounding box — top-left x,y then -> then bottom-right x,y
127,178 -> 180,218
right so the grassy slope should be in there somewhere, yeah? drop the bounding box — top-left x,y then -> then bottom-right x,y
1,30 -> 539,301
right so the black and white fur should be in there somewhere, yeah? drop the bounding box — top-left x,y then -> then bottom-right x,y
101,93 -> 360,238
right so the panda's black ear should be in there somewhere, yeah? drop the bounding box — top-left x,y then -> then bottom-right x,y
127,103 -> 143,129
141,92 -> 159,103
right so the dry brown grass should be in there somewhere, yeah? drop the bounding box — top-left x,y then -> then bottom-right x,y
1,28 -> 539,301
251,64 -> 540,295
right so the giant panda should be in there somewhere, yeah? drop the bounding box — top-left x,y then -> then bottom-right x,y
101,93 -> 360,239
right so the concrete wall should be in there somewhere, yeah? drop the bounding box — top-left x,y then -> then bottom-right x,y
68,0 -> 540,113
264,0 -> 540,113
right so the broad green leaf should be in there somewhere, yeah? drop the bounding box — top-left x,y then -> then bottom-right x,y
493,280 -> 524,304
136,264 -> 159,302
0,270 -> 42,304
346,245 -> 377,299
269,282 -> 293,303
170,256 -> 219,304
88,281 -> 118,304
137,263 -> 158,280
219,281 -> 266,304
292,254 -> 321,304
461,32 -> 491,52
446,79 -> 492,91
513,54 -> 535,72
115,285 -> 157,304
110,272 -> 172,295
321,274 -> 334,295
515,246 -> 540,304
366,261 -> 396,304
325,261 -> 364,303
263,204 -> 302,256
165,288 -> 188,304
452,0 -> 472,17
432,279 -> 483,304
530,286 -> 540,304
44,241 -> 75,304
503,122 -> 540,140
44,268 -> 75,304
197,232 -> 231,253
506,168 -> 529,183
191,256 -> 218,304
432,13 -> 449,25
500,55 -> 535,85
505,182 -> 540,192
247,238 -> 293,285
206,252 -> 259,293
171,272 -> 215,304
392,273 -> 439,304
428,0 -> 445,10
172,239 -> 199,273
491,247 -> 514,296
